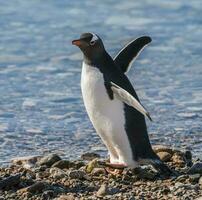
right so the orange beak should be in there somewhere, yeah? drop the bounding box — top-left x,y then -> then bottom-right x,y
72,39 -> 82,46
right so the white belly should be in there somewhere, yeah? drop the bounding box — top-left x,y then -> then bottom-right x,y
81,62 -> 137,167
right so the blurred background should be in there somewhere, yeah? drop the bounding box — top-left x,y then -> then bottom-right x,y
0,0 -> 201,164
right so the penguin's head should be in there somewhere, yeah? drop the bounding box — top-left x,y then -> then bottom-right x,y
72,33 -> 105,62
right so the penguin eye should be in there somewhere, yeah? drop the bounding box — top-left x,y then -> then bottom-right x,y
90,40 -> 96,46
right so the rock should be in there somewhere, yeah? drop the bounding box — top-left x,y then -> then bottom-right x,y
81,152 -> 100,161
86,159 -> 98,173
199,176 -> 202,189
152,145 -> 173,154
96,184 -> 108,197
55,194 -> 75,200
0,174 -> 21,190
49,167 -> 67,179
157,152 -> 172,162
41,190 -> 54,199
52,160 -> 74,169
189,174 -> 200,183
11,155 -> 41,169
188,162 -> 202,174
68,170 -> 86,179
175,175 -> 188,182
171,152 -> 185,167
18,181 -> 46,194
132,167 -> 156,180
91,167 -> 106,176
38,154 -> 61,167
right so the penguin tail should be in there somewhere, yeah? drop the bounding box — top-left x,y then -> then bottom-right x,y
150,159 -> 173,176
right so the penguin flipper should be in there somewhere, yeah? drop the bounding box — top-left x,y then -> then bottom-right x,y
110,82 -> 152,121
113,36 -> 152,73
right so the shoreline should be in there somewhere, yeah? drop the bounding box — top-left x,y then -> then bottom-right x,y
0,145 -> 201,200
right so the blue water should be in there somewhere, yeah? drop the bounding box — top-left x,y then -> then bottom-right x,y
0,0 -> 202,164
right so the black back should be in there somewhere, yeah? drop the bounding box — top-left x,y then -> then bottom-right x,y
93,51 -> 157,160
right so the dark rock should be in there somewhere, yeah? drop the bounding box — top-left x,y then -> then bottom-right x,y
42,190 -> 54,199
157,152 -> 172,162
81,152 -> 100,161
91,167 -> 106,176
38,154 -> 61,167
189,174 -> 200,183
187,162 -> 202,174
52,160 -> 74,169
68,170 -> 86,179
18,181 -> 46,194
132,167 -> 156,180
0,174 -> 21,190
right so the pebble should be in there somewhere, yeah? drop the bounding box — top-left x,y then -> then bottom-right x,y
55,194 -> 75,200
152,145 -> 173,154
49,167 -> 67,179
18,181 -> 46,194
41,190 -> 54,199
86,159 -> 98,173
96,184 -> 108,197
52,160 -> 74,169
0,174 -> 21,190
68,170 -> 86,179
189,174 -> 201,183
157,152 -> 172,162
11,155 -> 41,169
199,176 -> 202,189
91,167 -> 106,176
81,152 -> 100,161
38,154 -> 61,167
188,162 -> 202,174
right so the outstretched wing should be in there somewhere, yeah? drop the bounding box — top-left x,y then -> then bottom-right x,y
110,82 -> 152,121
114,36 -> 152,73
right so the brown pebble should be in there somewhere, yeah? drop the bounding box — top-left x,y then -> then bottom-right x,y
157,152 -> 172,162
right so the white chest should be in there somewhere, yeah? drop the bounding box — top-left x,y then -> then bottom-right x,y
80,62 -> 135,167
81,62 -> 122,122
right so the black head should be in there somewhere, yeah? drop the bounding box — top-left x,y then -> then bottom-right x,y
72,33 -> 105,63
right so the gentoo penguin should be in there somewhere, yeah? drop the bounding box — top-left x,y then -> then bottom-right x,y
72,33 -> 171,174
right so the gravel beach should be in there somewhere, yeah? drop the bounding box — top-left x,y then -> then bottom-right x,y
0,145 -> 201,200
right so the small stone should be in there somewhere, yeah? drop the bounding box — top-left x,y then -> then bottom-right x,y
189,174 -> 200,183
52,160 -> 74,169
18,181 -> 46,194
86,159 -> 98,173
157,152 -> 172,162
81,152 -> 100,161
175,175 -> 188,182
152,145 -> 173,154
96,184 -> 108,197
187,162 -> 202,174
91,168 -> 106,176
41,190 -> 54,199
56,194 -> 75,200
11,155 -> 41,169
171,152 -> 185,167
49,167 -> 67,179
199,176 -> 202,189
0,174 -> 21,190
68,170 -> 86,179
38,154 -> 61,167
